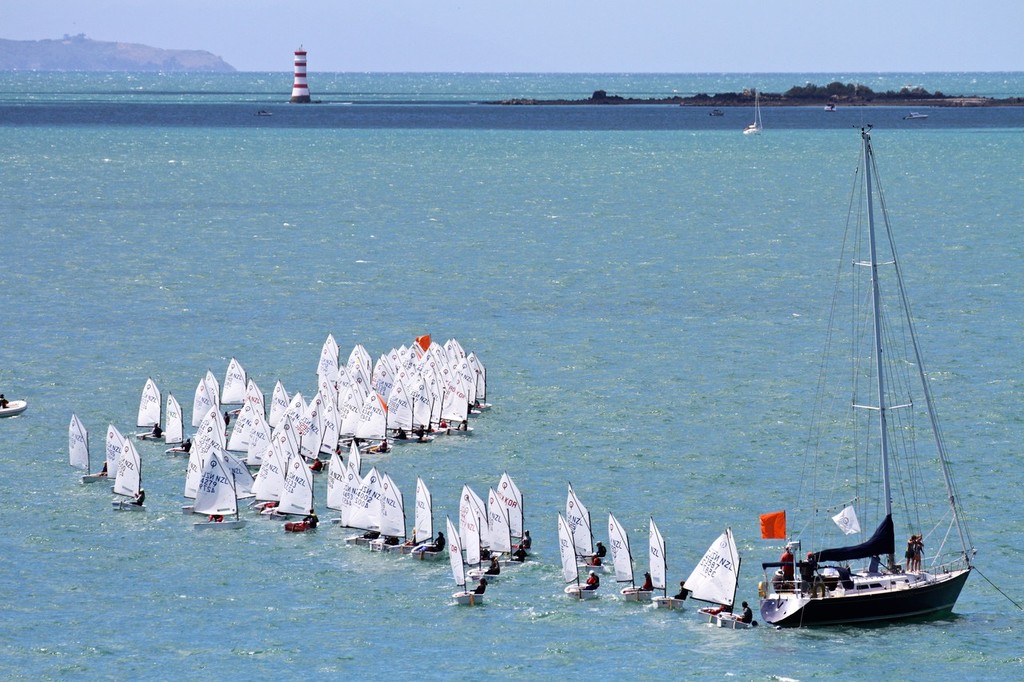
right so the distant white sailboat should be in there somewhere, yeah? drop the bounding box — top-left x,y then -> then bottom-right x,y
743,89 -> 763,135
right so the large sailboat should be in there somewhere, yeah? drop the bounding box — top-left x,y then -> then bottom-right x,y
759,129 -> 974,627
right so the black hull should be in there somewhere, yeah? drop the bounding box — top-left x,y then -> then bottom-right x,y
764,568 -> 970,627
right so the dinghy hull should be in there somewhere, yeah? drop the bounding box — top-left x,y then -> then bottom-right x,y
565,585 -> 598,600
454,591 -> 484,606
652,596 -> 686,610
194,519 -> 247,530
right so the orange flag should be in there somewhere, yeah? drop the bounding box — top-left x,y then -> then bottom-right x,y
760,510 -> 787,539
415,334 -> 431,352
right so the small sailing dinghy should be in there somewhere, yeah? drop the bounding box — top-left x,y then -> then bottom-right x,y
163,393 -> 184,447
193,446 -> 247,530
758,130 -> 973,627
559,512 -> 598,600
685,528 -> 750,628
649,517 -> 687,610
608,514 -> 650,602
69,413 -> 91,481
447,516 -> 485,606
112,439 -> 146,512
566,483 -> 604,570
135,377 -> 162,438
408,477 -> 444,559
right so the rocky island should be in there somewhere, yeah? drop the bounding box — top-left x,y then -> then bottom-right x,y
493,83 -> 1022,107
0,34 -> 235,72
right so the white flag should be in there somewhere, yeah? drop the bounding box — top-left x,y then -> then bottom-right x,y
832,506 -> 861,535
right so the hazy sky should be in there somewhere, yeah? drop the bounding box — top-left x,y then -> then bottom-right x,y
4,1 -> 1022,73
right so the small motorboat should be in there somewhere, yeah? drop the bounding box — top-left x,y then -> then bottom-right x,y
0,399 -> 27,418
904,112 -> 929,120
709,109 -> 724,116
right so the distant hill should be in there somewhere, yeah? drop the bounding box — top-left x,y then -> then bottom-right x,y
0,34 -> 235,72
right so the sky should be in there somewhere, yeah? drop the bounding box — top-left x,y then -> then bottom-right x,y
4,0 -> 1023,73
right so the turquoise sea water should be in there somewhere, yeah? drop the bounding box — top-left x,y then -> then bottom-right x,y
1,73 -> 1022,679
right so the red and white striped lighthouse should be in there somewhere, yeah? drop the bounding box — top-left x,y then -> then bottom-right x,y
289,47 -> 311,103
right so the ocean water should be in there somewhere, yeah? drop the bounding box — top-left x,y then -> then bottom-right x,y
0,73 -> 1022,679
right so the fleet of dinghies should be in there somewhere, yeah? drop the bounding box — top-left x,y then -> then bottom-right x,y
65,334 -> 762,621
68,334 -> 491,530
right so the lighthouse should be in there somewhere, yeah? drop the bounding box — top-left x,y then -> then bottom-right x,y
289,47 -> 311,103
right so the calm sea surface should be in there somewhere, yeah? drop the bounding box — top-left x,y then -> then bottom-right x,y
1,73 -> 1022,679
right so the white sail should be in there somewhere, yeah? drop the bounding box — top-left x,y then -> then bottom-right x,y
487,487 -> 513,555
318,333 -> 340,385
411,373 -> 433,430
467,352 -> 487,402
353,392 -> 388,440
496,472 -> 523,539
326,448 -> 347,512
221,357 -> 247,405
137,377 -> 161,428
105,424 -> 125,477
193,406 -> 225,467
278,452 -> 314,516
464,504 -> 482,568
378,473 -> 405,539
69,414 -> 89,470
557,513 -> 579,584
164,393 -> 183,444
439,365 -> 469,423
386,377 -> 414,432
566,483 -> 593,557
192,374 -> 216,427
220,449 -> 255,497
250,431 -> 288,502
114,438 -> 142,498
204,369 -> 220,409
244,378 -> 265,415
338,442 -> 363,526
318,393 -> 340,455
245,409 -> 271,466
347,467 -> 384,531
413,477 -> 433,544
607,513 -> 634,585
183,442 -> 203,500
227,398 -> 259,452
193,446 -> 239,517
649,517 -> 667,593
684,528 -> 740,608
296,393 -> 325,458
459,484 -> 488,551
268,380 -> 290,429
446,516 -> 465,588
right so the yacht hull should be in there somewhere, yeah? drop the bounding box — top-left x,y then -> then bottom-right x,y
761,568 -> 970,627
